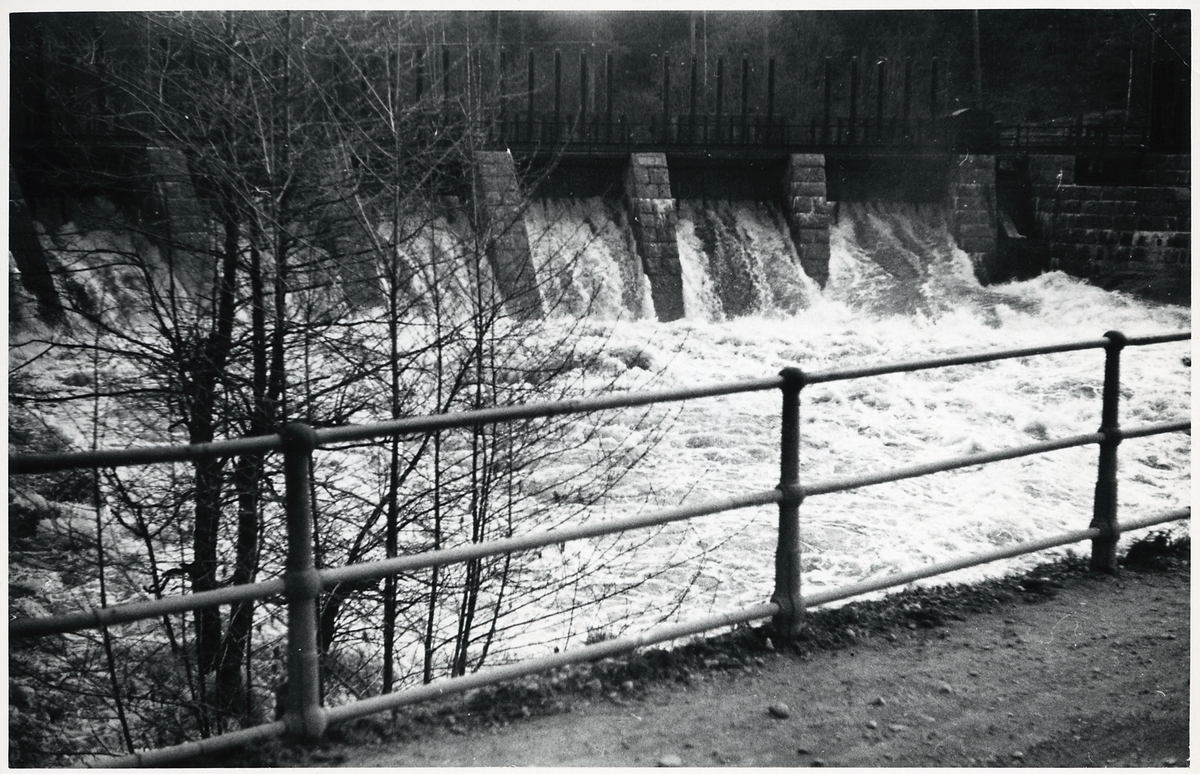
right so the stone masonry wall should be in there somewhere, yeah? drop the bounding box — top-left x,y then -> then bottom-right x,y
8,166 -> 62,325
472,150 -> 544,320
1135,154 -> 1190,188
144,147 -> 211,290
782,154 -> 832,288
144,147 -> 208,252
624,153 -> 685,321
1031,154 -> 1190,300
949,154 -> 998,282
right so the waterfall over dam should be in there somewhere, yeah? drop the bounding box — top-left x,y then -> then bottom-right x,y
9,148 -> 1189,331
464,150 -> 1189,322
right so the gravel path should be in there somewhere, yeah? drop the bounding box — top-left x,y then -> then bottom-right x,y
328,562 -> 1188,768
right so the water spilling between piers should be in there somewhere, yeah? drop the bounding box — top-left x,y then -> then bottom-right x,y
19,196 -> 1191,673
508,197 -> 1189,656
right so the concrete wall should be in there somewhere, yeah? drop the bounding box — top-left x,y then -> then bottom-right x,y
1030,153 -> 1190,301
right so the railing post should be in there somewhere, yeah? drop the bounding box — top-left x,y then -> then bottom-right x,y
1090,331 -> 1127,573
772,367 -> 806,639
822,56 -> 832,144
554,49 -> 562,141
527,49 -> 535,144
282,422 -> 327,740
606,51 -> 616,143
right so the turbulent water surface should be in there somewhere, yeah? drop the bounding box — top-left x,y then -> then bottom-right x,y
15,198 -> 1191,669
514,198 -> 1190,654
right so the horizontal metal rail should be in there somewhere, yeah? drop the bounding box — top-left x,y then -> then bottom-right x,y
11,332 -> 1186,475
9,578 -> 286,640
95,721 -> 287,769
92,506 -> 1189,769
94,601 -> 779,768
804,338 -> 1110,384
804,431 -> 1102,497
15,417 -> 1185,641
315,376 -> 784,447
320,490 -> 781,587
323,601 -> 782,725
1121,419 -> 1191,441
803,508 -> 1190,607
9,433 -> 281,475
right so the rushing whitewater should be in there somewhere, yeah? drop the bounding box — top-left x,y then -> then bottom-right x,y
14,197 -> 1190,671
508,198 -> 1190,655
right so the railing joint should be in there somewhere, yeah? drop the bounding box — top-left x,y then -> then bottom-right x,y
281,421 -> 318,455
776,483 -> 805,507
1102,329 -> 1128,351
283,567 -> 324,603
780,365 -> 807,392
769,590 -> 804,636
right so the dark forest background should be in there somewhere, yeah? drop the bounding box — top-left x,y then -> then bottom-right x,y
11,10 -> 1191,129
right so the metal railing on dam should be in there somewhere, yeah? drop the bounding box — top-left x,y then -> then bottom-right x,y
9,329 -> 1191,766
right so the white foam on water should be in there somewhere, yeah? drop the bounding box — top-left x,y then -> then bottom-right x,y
526,197 -> 654,320
504,200 -> 1190,650
19,198 -> 1190,665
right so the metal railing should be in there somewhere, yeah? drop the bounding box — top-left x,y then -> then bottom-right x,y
9,330 -> 1191,766
486,113 -> 1155,155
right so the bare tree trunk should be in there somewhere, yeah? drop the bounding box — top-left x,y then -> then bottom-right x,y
216,241 -> 270,724
190,215 -> 239,689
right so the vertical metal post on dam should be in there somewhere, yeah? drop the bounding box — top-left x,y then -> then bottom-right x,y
605,50 -> 614,142
875,59 -> 886,142
715,56 -> 725,142
822,57 -> 832,144
662,52 -> 672,142
740,54 -> 750,142
554,49 -> 562,141
849,56 -> 859,144
527,49 -> 535,143
929,57 -> 939,122
903,57 -> 912,122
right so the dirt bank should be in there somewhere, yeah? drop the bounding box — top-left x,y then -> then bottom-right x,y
232,546 -> 1189,768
